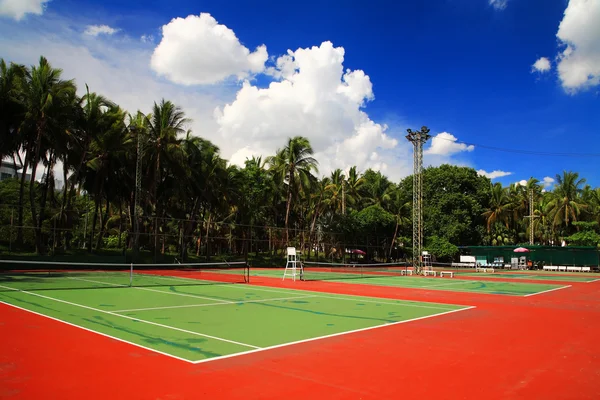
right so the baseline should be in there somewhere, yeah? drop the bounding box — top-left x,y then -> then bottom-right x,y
190,305 -> 476,365
523,285 -> 572,297
0,284 -> 259,350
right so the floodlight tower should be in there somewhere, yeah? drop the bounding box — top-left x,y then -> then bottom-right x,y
406,126 -> 431,275
525,188 -> 539,245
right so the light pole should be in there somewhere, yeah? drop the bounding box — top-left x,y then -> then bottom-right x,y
406,126 -> 431,275
130,125 -> 142,263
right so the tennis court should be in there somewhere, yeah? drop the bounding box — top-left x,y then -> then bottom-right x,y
0,261 -> 471,363
253,263 -> 569,296
459,272 -> 598,282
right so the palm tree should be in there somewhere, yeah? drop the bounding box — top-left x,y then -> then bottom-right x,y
361,169 -> 392,208
345,166 -> 364,212
483,183 -> 511,233
582,186 -> 600,226
387,187 -> 411,259
0,59 -> 26,164
83,105 -> 130,250
20,56 -> 76,253
144,99 -> 189,255
325,169 -> 345,215
548,171 -> 587,232
267,136 -> 318,244
59,87 -> 115,245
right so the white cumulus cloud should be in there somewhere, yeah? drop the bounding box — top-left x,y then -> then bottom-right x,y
0,0 -> 50,21
532,57 -> 551,73
150,13 -> 268,85
84,24 -> 119,37
424,132 -> 475,156
477,169 -> 513,179
542,176 -> 555,188
214,41 -> 406,179
141,34 -> 154,43
555,0 -> 600,92
489,0 -> 508,10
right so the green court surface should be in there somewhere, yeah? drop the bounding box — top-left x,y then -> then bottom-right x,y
458,272 -> 598,282
252,268 -> 567,296
0,272 -> 470,363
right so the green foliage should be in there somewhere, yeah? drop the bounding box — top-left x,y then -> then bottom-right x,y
352,205 -> 395,235
1,54 -> 599,262
400,164 -> 490,246
566,222 -> 600,246
425,236 -> 458,262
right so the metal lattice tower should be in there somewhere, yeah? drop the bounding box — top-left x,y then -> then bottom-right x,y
406,126 -> 431,275
525,188 -> 538,245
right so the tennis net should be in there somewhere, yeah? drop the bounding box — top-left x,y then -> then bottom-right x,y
0,259 -> 249,291
300,261 -> 411,281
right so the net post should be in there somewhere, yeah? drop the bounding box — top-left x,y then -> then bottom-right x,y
129,263 -> 133,287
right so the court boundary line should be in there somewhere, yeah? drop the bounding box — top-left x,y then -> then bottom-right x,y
523,285 -> 572,297
0,283 -> 476,365
0,284 -> 259,350
459,273 -> 597,283
308,275 -> 563,297
113,295 -> 316,313
0,300 -> 196,364
189,305 -> 476,364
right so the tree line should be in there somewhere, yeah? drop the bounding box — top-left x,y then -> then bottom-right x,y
1,56 -> 599,262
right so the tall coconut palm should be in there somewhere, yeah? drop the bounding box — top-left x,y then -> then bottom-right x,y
582,186 -> 600,226
361,170 -> 392,208
83,105 -> 130,250
325,169 -> 346,215
483,182 -> 511,232
547,171 -> 587,232
0,59 -> 26,164
345,166 -> 364,212
20,56 -> 76,253
387,187 -> 411,259
145,99 -> 189,211
144,99 -> 189,255
267,136 -> 318,244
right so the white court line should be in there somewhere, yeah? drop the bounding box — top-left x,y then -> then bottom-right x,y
0,284 -> 259,350
523,285 -> 572,297
190,305 -> 476,364
113,295 -> 316,313
0,282 -> 476,365
423,280 -> 475,288
586,279 -> 600,284
0,300 -> 196,364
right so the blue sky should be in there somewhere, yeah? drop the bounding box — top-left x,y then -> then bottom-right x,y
1,0 -> 599,187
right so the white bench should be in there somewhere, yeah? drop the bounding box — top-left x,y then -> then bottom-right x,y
558,266 -> 567,272
582,267 -> 591,272
476,267 -> 494,273
543,266 -> 558,271
423,270 -> 437,277
401,269 -> 413,276
440,271 -> 454,278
